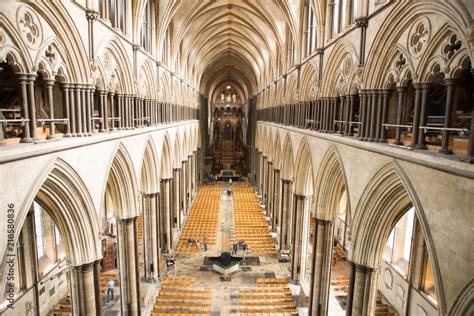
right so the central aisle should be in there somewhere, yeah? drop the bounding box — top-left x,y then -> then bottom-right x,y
149,182 -> 300,315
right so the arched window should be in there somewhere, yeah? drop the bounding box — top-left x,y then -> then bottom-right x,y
383,206 -> 415,276
141,0 -> 154,52
99,0 -> 126,32
288,33 -> 295,67
304,1 -> 317,57
33,202 -> 45,258
162,28 -> 170,66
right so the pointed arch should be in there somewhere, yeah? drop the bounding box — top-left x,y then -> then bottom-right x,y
173,131 -> 182,168
273,130 -> 282,170
4,158 -> 100,271
321,39 -> 359,95
293,137 -> 314,196
267,128 -> 274,162
314,145 -> 351,221
96,36 -> 134,93
300,61 -> 319,100
281,133 -> 294,181
449,280 -> 474,316
160,132 -> 173,179
351,161 -> 446,312
182,128 -> 189,160
140,137 -> 160,194
103,143 -> 139,219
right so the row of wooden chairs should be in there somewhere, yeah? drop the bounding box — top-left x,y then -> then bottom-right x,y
232,185 -> 277,255
238,278 -> 298,316
52,296 -> 72,316
152,277 -> 212,315
176,185 -> 222,253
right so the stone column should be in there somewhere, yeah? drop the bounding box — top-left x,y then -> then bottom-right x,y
262,156 -> 268,207
70,261 -> 102,315
43,78 -> 58,138
142,193 -> 159,281
74,84 -> 83,136
98,90 -> 106,132
86,85 -> 94,134
160,178 -> 172,251
359,90 -> 366,139
188,156 -> 193,209
272,169 -> 281,232
411,83 -> 422,148
347,95 -> 354,136
340,95 -> 346,134
416,83 -> 430,149
369,90 -> 378,141
80,84 -> 88,135
26,74 -> 39,140
440,78 -> 456,154
375,91 -> 383,141
364,91 -> 372,140
279,179 -> 292,249
394,86 -> 406,145
17,74 -> 32,142
345,263 -> 378,316
309,219 -> 335,315
173,168 -> 181,230
61,83 -> 72,137
267,162 -> 274,222
290,194 -> 305,283
181,161 -> 187,219
117,217 -> 140,316
379,90 -> 390,142
110,92 -> 117,131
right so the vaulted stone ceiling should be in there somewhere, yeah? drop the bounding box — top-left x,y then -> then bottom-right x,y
157,0 -> 304,102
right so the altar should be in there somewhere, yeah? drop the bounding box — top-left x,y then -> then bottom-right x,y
218,169 -> 241,181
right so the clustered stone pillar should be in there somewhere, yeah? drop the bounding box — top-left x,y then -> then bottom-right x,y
309,219 -> 335,315
172,168 -> 181,231
290,194 -> 305,283
267,161 -> 274,219
272,169 -> 281,232
117,217 -> 140,315
160,178 -> 172,251
262,156 -> 268,207
279,179 -> 292,250
181,161 -> 187,220
345,262 -> 377,316
142,192 -> 160,281
70,260 -> 102,315
255,151 -> 261,194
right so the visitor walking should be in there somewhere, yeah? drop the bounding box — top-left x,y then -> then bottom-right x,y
107,279 -> 115,301
166,257 -> 176,275
232,242 -> 238,255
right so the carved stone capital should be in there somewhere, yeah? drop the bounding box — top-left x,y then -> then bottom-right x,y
86,10 -> 99,22
355,17 -> 369,29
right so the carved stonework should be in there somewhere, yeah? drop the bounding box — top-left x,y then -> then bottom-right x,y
395,53 -> 406,71
408,17 -> 431,58
16,6 -> 42,49
45,45 -> 56,64
442,33 -> 462,60
86,10 -> 99,22
355,17 -> 368,29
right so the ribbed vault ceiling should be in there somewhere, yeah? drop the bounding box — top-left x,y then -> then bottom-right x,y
159,0 -> 301,102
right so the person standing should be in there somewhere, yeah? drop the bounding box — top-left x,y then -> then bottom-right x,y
203,235 -> 209,252
107,279 -> 115,301
232,242 -> 238,255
